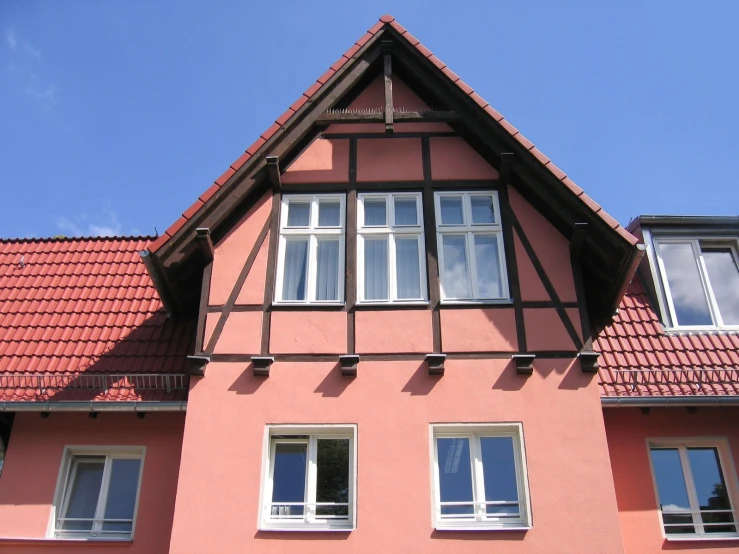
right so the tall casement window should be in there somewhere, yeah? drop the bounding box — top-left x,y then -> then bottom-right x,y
434,191 -> 509,301
431,424 -> 531,530
655,238 -> 739,328
357,192 -> 427,303
51,447 -> 145,540
260,425 -> 357,531
649,440 -> 738,539
276,195 -> 346,304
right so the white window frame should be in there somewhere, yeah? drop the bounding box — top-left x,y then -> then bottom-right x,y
430,423 -> 531,531
357,192 -> 428,304
434,191 -> 510,303
259,424 -> 357,531
654,236 -> 739,330
48,446 -> 145,541
647,437 -> 739,541
275,194 -> 346,305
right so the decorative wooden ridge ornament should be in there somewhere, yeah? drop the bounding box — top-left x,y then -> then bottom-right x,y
512,354 -> 536,375
251,356 -> 275,377
577,351 -> 600,373
339,355 -> 360,377
426,353 -> 446,376
186,355 -> 210,377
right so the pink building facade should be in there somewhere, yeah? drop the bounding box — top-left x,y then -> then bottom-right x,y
0,15 -> 737,554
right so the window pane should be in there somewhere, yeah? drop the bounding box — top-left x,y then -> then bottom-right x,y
396,238 -> 421,299
282,240 -> 308,301
437,438 -> 474,516
440,197 -> 464,225
650,448 -> 695,534
316,439 -> 350,518
702,248 -> 739,325
688,448 -> 736,533
315,240 -> 340,301
272,443 -> 307,517
394,198 -> 418,226
660,243 -> 712,326
318,201 -> 341,227
364,238 -> 388,300
480,437 -> 519,516
442,235 -> 470,298
287,202 -> 310,227
102,459 -> 141,533
364,199 -> 387,226
474,235 -> 502,298
62,458 -> 105,531
470,195 -> 496,224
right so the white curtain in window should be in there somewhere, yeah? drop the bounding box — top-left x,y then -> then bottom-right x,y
316,240 -> 339,301
283,240 -> 308,301
395,237 -> 421,299
364,238 -> 388,300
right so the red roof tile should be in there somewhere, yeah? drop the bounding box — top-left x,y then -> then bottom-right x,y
0,237 -> 194,402
147,15 -> 638,255
597,274 -> 739,398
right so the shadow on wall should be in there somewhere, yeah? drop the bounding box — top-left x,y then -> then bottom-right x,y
401,362 -> 440,396
314,363 -> 354,397
254,530 -> 350,541
227,364 -> 267,395
430,529 -> 527,541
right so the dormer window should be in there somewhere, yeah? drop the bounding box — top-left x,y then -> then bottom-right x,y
654,238 -> 739,329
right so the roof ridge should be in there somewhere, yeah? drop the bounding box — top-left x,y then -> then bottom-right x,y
1,235 -> 156,244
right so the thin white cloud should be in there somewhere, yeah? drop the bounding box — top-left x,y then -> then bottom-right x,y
5,28 -> 54,106
6,29 -> 16,51
55,205 -> 125,237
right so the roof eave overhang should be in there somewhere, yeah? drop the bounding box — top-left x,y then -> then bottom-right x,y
602,396 -> 739,408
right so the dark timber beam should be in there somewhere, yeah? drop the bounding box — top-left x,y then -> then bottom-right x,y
315,111 -> 460,124
195,228 -> 214,263
383,40 -> 394,133
570,223 -> 588,257
266,156 -> 281,192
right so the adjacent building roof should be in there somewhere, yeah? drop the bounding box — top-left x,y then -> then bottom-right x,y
0,237 -> 193,402
597,274 -> 739,398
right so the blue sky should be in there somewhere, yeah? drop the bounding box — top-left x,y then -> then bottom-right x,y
2,1 -> 738,239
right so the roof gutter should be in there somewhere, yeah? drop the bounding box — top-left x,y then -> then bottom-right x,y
139,250 -> 180,317
602,396 -> 739,408
608,243 -> 646,319
0,401 -> 187,412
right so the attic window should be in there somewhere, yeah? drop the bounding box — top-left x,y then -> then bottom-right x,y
275,195 -> 346,304
654,238 -> 739,329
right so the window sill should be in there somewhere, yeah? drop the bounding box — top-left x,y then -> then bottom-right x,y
259,524 -> 354,533
0,537 -> 132,546
355,301 -> 429,309
271,303 -> 345,310
666,535 -> 739,542
434,524 -> 531,532
440,299 -> 514,306
663,326 -> 739,334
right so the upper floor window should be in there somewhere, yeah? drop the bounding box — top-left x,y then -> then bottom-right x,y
431,423 -> 531,531
434,191 -> 509,302
655,238 -> 739,328
52,447 -> 144,540
649,440 -> 738,539
357,192 -> 427,303
276,195 -> 346,304
260,425 -> 356,531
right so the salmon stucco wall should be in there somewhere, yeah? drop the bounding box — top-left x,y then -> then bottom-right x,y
209,191 -> 272,306
170,359 -> 623,554
509,186 -> 577,304
0,412 -> 184,553
604,407 -> 739,554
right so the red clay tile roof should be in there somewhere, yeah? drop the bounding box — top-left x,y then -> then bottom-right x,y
597,274 -> 739,398
148,14 -> 637,255
0,237 -> 193,402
